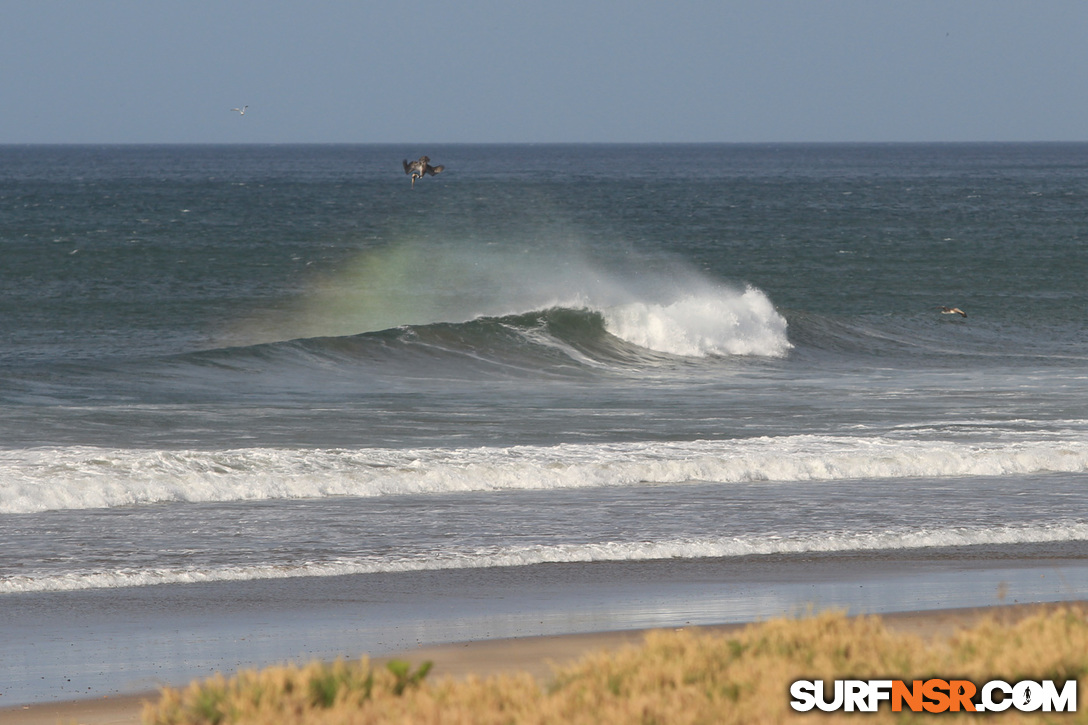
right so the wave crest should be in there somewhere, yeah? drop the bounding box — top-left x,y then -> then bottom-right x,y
602,286 -> 791,357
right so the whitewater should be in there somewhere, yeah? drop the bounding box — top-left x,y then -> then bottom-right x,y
5,520 -> 1086,594
4,435 -> 1088,514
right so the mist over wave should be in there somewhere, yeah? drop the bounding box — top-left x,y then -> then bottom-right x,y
225,240 -> 791,360
6,435 -> 1088,514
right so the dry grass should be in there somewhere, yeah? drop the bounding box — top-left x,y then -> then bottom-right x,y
143,607 -> 1088,724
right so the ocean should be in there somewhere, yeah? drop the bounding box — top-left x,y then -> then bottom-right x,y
2,143 -> 1087,703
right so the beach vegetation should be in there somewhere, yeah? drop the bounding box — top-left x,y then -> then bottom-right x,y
384,659 -> 432,696
143,606 -> 1088,724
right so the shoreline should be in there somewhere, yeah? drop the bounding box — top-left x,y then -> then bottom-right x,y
3,552 -> 1087,711
3,600 -> 1086,725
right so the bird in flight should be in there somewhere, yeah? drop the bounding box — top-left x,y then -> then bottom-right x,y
938,306 -> 967,318
402,155 -> 444,187
231,105 -> 248,115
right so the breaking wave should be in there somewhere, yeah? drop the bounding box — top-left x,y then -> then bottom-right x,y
5,435 -> 1088,514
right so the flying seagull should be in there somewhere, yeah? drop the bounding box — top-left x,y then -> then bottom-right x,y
402,155 -> 444,187
938,306 -> 967,318
231,105 -> 248,115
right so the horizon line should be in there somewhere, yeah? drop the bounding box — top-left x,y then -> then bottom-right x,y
3,140 -> 1087,147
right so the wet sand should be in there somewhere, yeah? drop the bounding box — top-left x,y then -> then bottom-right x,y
3,600 -> 1086,725
3,549 -> 1086,722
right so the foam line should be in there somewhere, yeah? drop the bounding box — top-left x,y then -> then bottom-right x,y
4,436 -> 1088,513
3,521 -> 1085,593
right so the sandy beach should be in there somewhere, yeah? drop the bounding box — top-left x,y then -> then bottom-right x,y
3,600 -> 1086,725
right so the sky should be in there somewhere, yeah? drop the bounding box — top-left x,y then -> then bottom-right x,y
2,0 -> 1085,144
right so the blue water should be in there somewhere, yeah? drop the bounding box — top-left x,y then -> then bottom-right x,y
1,146 -> 1087,702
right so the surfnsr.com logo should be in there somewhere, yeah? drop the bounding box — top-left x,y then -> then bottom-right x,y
790,679 -> 1078,713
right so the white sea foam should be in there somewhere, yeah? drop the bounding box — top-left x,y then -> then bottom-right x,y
601,285 -> 791,357
3,521 -> 1085,593
3,435 -> 1088,514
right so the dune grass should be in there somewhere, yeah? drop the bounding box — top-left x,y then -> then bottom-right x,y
144,607 -> 1088,724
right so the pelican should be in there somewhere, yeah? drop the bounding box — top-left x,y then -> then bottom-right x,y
938,306 -> 967,318
231,105 -> 248,115
402,155 -> 444,187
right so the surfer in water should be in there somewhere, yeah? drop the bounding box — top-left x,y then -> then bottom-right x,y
938,306 -> 967,318
403,156 -> 444,187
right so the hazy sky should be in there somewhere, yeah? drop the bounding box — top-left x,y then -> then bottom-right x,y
2,1 -> 1085,144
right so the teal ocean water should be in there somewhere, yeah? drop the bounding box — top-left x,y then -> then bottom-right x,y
1,144 -> 1087,700
3,142 -> 1088,583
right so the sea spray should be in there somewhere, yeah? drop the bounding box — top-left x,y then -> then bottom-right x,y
223,238 -> 791,359
602,286 -> 791,357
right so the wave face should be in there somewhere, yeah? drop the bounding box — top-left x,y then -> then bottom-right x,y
219,290 -> 790,379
